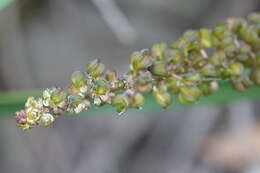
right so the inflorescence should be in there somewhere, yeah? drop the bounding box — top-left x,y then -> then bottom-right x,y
16,13 -> 260,130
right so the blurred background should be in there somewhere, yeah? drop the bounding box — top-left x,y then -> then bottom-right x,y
1,0 -> 260,173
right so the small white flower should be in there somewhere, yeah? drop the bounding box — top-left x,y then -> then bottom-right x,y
74,103 -> 86,114
40,113 -> 54,126
94,97 -> 102,106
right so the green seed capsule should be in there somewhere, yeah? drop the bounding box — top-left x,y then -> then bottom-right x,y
200,64 -> 217,77
228,62 -> 244,76
168,49 -> 182,65
153,87 -> 172,108
213,24 -> 228,39
150,62 -> 168,77
251,68 -> 260,86
210,51 -> 226,65
152,43 -> 167,61
117,79 -> 126,89
243,26 -> 260,45
94,79 -> 108,95
111,95 -> 129,114
130,50 -> 152,71
86,59 -> 105,78
165,76 -> 180,93
248,13 -> 260,24
51,89 -> 67,105
183,73 -> 201,83
71,71 -> 86,89
200,81 -> 219,96
131,93 -> 145,108
231,80 -> 247,92
199,28 -> 213,49
178,86 -> 201,104
105,70 -> 117,82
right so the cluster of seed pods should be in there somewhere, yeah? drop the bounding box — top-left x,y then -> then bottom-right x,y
15,13 -> 260,130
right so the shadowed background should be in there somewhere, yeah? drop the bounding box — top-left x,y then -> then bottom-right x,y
0,0 -> 260,173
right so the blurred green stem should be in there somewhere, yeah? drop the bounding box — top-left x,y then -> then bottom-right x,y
0,0 -> 13,10
1,84 -> 260,117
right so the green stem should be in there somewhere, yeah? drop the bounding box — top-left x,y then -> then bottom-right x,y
0,0 -> 14,10
2,83 -> 260,117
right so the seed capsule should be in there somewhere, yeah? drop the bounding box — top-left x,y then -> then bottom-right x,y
150,62 -> 168,77
152,43 -> 167,61
251,68 -> 260,86
111,95 -> 129,114
178,86 -> 201,104
71,71 -> 86,89
131,93 -> 145,108
130,50 -> 152,71
228,62 -> 244,77
200,81 -> 219,96
153,87 -> 172,108
105,70 -> 117,82
248,13 -> 260,24
165,76 -> 180,93
86,59 -> 105,78
94,79 -> 108,95
199,28 -> 213,49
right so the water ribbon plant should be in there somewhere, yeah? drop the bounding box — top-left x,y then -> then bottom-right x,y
15,13 -> 260,130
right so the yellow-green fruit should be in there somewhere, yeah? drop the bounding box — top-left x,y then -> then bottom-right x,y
86,59 -> 105,78
153,87 -> 172,108
251,68 -> 260,86
71,71 -> 86,88
231,80 -> 247,92
131,93 -> 145,108
94,80 -> 108,95
51,89 -> 67,105
228,62 -> 244,76
199,28 -> 213,49
200,81 -> 219,96
150,62 -> 168,76
165,77 -> 180,93
105,70 -> 117,82
130,50 -> 152,71
111,95 -> 129,113
152,43 -> 167,61
178,86 -> 201,104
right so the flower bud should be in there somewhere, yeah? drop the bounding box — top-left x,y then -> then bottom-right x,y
15,110 -> 27,124
153,87 -> 172,108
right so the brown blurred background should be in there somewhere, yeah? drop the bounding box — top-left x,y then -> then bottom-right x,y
1,0 -> 260,173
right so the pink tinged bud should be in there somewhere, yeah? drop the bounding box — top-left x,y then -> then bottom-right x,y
15,110 -> 27,124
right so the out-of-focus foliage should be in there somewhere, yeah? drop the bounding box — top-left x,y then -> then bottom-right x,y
0,0 -> 13,10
